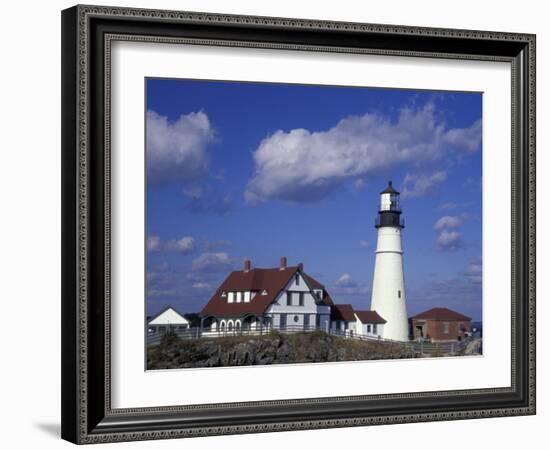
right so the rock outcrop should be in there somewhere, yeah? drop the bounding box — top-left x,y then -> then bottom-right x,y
147,331 -> 415,370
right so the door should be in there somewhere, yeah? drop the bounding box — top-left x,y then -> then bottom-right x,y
280,314 -> 287,330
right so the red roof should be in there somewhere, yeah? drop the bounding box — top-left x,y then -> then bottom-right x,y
330,304 -> 356,322
303,273 -> 324,290
411,307 -> 471,321
200,266 -> 331,318
322,292 -> 335,306
354,310 -> 386,324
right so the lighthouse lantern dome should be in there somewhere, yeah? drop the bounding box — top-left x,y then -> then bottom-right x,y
379,181 -> 401,212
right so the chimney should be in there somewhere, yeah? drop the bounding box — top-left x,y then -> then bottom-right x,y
243,259 -> 251,272
298,262 -> 304,271
279,256 -> 287,270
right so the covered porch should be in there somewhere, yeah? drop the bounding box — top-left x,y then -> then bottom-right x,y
200,314 -> 273,336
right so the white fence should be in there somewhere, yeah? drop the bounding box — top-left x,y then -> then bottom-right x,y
146,325 -> 477,355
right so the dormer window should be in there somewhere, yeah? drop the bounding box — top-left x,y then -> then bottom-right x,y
221,291 -> 226,297
236,292 -> 242,303
261,289 -> 268,296
228,292 -> 234,303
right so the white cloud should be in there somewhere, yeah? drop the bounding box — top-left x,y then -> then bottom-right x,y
465,257 -> 482,284
439,202 -> 457,210
434,215 -> 463,231
353,178 -> 367,190
401,171 -> 447,199
359,240 -> 370,248
245,104 -> 480,203
147,110 -> 215,184
192,252 -> 233,272
433,213 -> 468,250
166,236 -> 196,253
192,282 -> 212,290
147,235 -> 196,253
147,235 -> 161,252
436,229 -> 463,251
443,119 -> 482,153
335,273 -> 357,288
183,186 -> 203,199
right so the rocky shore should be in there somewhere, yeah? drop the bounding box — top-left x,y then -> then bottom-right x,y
147,331 -> 416,370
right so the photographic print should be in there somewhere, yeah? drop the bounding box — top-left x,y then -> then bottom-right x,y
145,78 -> 483,370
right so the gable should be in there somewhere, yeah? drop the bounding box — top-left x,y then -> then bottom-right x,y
149,307 -> 189,325
282,272 -> 311,292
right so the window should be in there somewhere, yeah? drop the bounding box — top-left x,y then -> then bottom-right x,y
293,315 -> 299,323
398,290 -> 401,298
367,324 -> 372,333
304,314 -> 310,328
299,292 -> 304,306
295,273 -> 300,285
261,289 -> 268,296
236,292 -> 242,303
228,292 -> 234,303
443,322 -> 450,334
221,291 -> 226,297
280,314 -> 287,329
373,324 -> 378,334
286,292 -> 292,306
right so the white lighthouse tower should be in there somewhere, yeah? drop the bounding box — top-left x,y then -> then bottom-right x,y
369,181 -> 409,341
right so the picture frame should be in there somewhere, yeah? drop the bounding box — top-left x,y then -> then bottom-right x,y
61,4 -> 536,444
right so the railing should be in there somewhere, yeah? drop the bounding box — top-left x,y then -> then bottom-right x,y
404,337 -> 474,355
147,325 -> 325,345
146,325 -> 479,356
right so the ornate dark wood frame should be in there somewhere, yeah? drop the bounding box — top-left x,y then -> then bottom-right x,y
61,4 -> 536,445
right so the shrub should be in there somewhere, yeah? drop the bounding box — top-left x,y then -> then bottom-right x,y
160,330 -> 180,347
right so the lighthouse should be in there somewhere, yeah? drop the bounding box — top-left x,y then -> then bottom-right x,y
369,181 -> 409,341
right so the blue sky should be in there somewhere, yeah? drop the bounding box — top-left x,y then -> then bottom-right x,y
146,78 -> 482,321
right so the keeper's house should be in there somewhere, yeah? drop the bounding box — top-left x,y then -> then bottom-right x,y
200,258 -> 334,334
198,257 -> 390,338
410,307 -> 472,343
